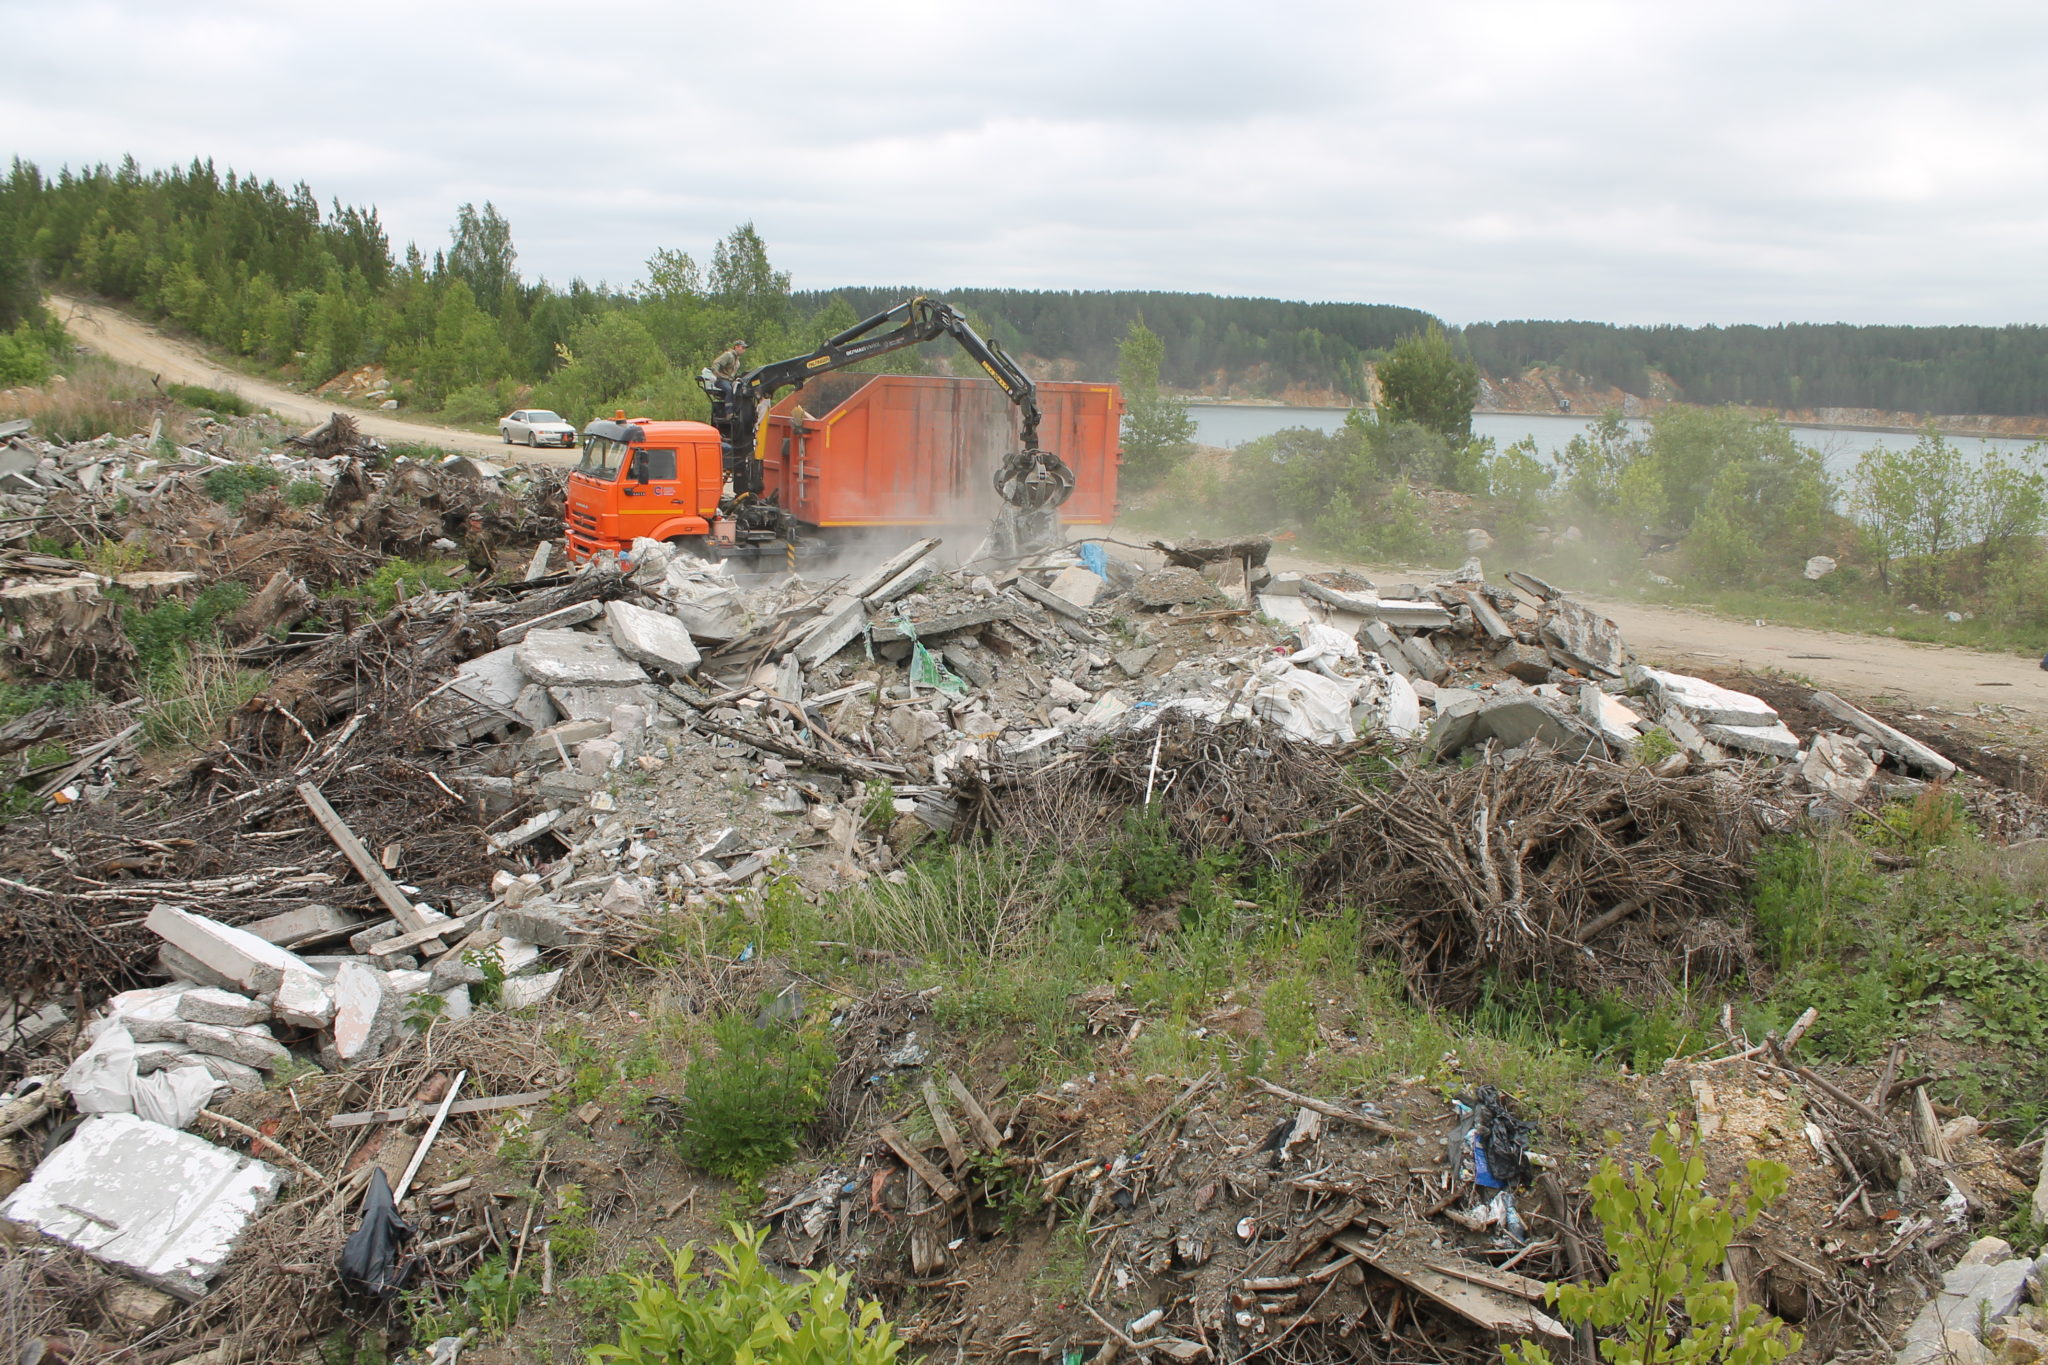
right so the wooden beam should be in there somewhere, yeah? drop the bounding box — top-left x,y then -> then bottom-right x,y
877,1122 -> 961,1203
946,1074 -> 1005,1150
297,782 -> 442,947
921,1081 -> 969,1173
327,1088 -> 556,1129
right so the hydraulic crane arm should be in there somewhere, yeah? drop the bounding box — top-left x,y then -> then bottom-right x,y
701,296 -> 1074,511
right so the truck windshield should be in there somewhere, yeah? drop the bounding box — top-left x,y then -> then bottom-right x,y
579,436 -> 627,480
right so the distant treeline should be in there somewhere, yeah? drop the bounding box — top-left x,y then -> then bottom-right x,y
1462,320 -> 2048,417
8,156 -> 2048,420
794,287 -> 1437,397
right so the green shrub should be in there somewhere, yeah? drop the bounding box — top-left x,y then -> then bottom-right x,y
165,382 -> 254,417
671,1011 -> 832,1183
0,319 -> 59,388
589,1224 -> 905,1365
1748,833 -> 1880,968
125,581 -> 249,678
284,479 -> 324,507
1503,1124 -> 1798,1365
201,462 -> 285,510
328,557 -> 460,614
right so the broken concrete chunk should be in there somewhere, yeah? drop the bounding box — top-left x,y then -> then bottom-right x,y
1796,733 -> 1878,804
500,969 -> 564,1010
0,1112 -> 284,1300
1809,690 -> 1957,780
179,1021 -> 291,1072
447,643 -> 526,709
548,683 -> 658,722
1493,642 -> 1552,684
191,1053 -> 266,1093
604,599 -> 702,677
1578,684 -> 1644,747
496,902 -> 595,948
1114,645 -> 1159,677
515,628 -> 650,688
331,961 -> 400,1064
175,988 -> 269,1029
271,970 -> 336,1030
1540,598 -> 1626,676
1045,566 -> 1104,609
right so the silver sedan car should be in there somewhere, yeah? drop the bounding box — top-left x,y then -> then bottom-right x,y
498,409 -> 578,448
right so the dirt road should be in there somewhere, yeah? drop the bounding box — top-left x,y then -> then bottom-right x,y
1260,549 -> 2048,727
46,294 -> 580,467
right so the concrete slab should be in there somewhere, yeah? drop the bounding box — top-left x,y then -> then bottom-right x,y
548,683 -> 658,723
146,904 -> 321,997
515,628 -> 649,688
1627,667 -> 1778,728
1702,720 -> 1802,759
448,643 -> 525,708
605,600 -> 701,677
240,903 -> 366,951
0,1111 -> 283,1299
179,1021 -> 290,1072
496,598 -> 602,646
176,989 -> 269,1029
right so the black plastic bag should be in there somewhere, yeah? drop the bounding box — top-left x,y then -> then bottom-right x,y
1467,1084 -> 1533,1189
338,1167 -> 414,1299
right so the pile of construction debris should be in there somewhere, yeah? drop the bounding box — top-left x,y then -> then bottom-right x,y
0,411 -> 2038,1363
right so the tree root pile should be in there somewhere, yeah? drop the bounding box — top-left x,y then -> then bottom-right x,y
962,718 -> 1764,1009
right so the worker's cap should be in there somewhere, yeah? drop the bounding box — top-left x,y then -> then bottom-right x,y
732,339 -> 748,348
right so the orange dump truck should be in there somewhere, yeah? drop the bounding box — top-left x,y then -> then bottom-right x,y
564,373 -> 1121,561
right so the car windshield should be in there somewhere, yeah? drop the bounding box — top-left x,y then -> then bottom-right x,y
528,410 -> 563,423
579,435 -> 626,480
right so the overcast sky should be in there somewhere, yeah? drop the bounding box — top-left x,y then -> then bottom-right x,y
6,0 -> 2046,327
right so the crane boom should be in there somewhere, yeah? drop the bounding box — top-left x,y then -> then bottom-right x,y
700,297 -> 1074,513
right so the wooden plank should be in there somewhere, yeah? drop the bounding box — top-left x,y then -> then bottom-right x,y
845,537 -> 942,600
1419,1256 -> 1552,1302
877,1121 -> 961,1203
367,911 -> 480,961
297,782 -> 441,945
327,1088 -> 556,1129
1011,574 -> 1093,623
1330,1234 -> 1568,1340
946,1074 -> 1005,1151
395,1070 -> 467,1201
921,1081 -> 969,1174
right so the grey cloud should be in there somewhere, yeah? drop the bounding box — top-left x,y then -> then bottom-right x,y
3,0 -> 2046,325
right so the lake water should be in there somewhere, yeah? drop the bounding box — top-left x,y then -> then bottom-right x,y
1186,404 -> 2044,478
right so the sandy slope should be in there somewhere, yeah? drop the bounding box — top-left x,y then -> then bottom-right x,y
46,294 -> 580,467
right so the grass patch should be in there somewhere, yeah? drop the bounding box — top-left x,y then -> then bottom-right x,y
200,462 -> 284,511
138,650 -> 266,752
1750,804 -> 2048,1132
0,680 -> 97,721
124,580 -> 248,677
164,382 -> 256,417
2,354 -> 160,443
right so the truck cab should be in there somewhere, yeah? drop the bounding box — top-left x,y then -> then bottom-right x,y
564,417 -> 727,560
